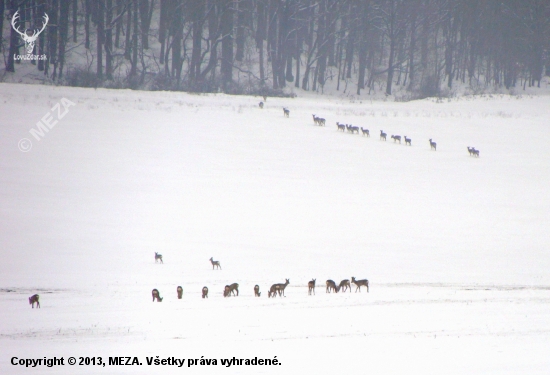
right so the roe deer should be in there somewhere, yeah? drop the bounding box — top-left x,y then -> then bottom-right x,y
29,294 -> 40,308
202,286 -> 209,298
472,148 -> 480,157
338,279 -> 351,293
313,114 -> 320,125
224,283 -> 239,297
259,102 -> 264,109
361,127 -> 370,137
317,117 -> 326,126
155,252 -> 163,263
429,139 -> 437,151
351,277 -> 369,292
209,257 -> 221,270
152,288 -> 163,302
380,130 -> 387,141
269,279 -> 289,297
177,286 -> 183,299
254,284 -> 261,297
326,279 -> 338,293
350,125 -> 359,134
283,108 -> 290,117
404,136 -> 411,145
337,122 -> 346,132
467,146 -> 474,156
308,279 -> 316,295
391,135 -> 401,143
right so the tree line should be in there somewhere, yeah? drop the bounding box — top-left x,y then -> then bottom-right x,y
2,0 -> 549,97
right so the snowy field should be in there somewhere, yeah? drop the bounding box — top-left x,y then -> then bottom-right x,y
1,83 -> 550,374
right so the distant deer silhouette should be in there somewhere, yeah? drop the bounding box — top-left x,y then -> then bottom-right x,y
254,284 -> 261,297
283,107 -> 290,117
155,252 -> 163,263
202,286 -> 209,298
467,146 -> 474,156
472,148 -> 480,157
391,135 -> 401,143
351,277 -> 369,292
177,286 -> 183,299
308,279 -> 316,295
361,127 -> 370,137
223,283 -> 239,297
429,139 -> 437,151
380,130 -> 387,141
152,289 -> 163,302
326,279 -> 338,293
338,279 -> 351,293
336,122 -> 346,132
209,257 -> 221,270
259,102 -> 264,109
404,136 -> 411,145
29,294 -> 40,308
269,279 -> 289,297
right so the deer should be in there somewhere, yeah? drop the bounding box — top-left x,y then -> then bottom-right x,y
361,127 -> 370,137
313,114 -> 320,125
467,146 -> 474,156
283,107 -> 290,117
308,279 -> 316,295
269,279 -> 289,297
380,130 -> 387,141
209,257 -> 221,270
29,294 -> 40,308
404,136 -> 411,146
472,148 -> 480,157
350,125 -> 360,134
224,283 -> 239,297
338,279 -> 351,293
11,11 -> 49,55
336,122 -> 346,132
177,286 -> 183,299
317,117 -> 326,126
254,284 -> 261,297
202,286 -> 209,298
351,277 -> 369,292
154,252 -> 163,263
429,139 -> 437,151
259,102 -> 264,109
326,279 -> 338,293
391,135 -> 402,143
152,289 -> 163,302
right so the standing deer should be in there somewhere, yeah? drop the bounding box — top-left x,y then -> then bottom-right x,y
404,136 -> 411,145
223,283 -> 239,297
29,294 -> 40,308
467,146 -> 474,156
177,286 -> 183,299
308,279 -> 316,295
351,277 -> 369,292
283,108 -> 290,117
338,279 -> 351,293
254,285 -> 261,297
269,279 -> 289,297
361,127 -> 370,137
429,139 -> 437,151
391,135 -> 401,143
152,289 -> 163,302
326,279 -> 338,293
380,130 -> 387,141
472,148 -> 480,157
202,286 -> 209,298
209,257 -> 221,270
155,252 -> 163,263
336,122 -> 346,132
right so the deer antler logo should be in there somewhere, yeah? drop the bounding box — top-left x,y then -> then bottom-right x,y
11,11 -> 49,55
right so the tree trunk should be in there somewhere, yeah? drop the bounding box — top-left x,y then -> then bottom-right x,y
58,0 -> 70,79
220,0 -> 234,90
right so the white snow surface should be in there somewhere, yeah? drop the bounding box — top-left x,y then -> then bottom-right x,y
1,83 -> 550,374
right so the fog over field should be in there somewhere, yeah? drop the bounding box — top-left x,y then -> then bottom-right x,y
1,83 -> 550,374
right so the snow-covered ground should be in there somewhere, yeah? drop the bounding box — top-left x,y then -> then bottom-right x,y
1,83 -> 550,374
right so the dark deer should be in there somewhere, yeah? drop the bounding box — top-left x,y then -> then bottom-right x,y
177,286 -> 183,299
391,135 -> 401,143
404,136 -> 411,145
308,279 -> 316,295
361,128 -> 370,137
380,130 -> 387,141
283,108 -> 290,117
326,279 -> 338,293
202,286 -> 209,298
467,146 -> 474,156
259,102 -> 264,109
429,139 -> 437,151
269,279 -> 289,297
224,283 -> 239,297
313,114 -> 320,125
254,285 -> 261,297
209,257 -> 221,270
29,294 -> 40,308
337,122 -> 346,132
318,117 -> 326,126
154,252 -> 163,263
338,279 -> 351,293
152,289 -> 163,302
351,277 -> 369,292
472,148 -> 480,157
350,125 -> 359,134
